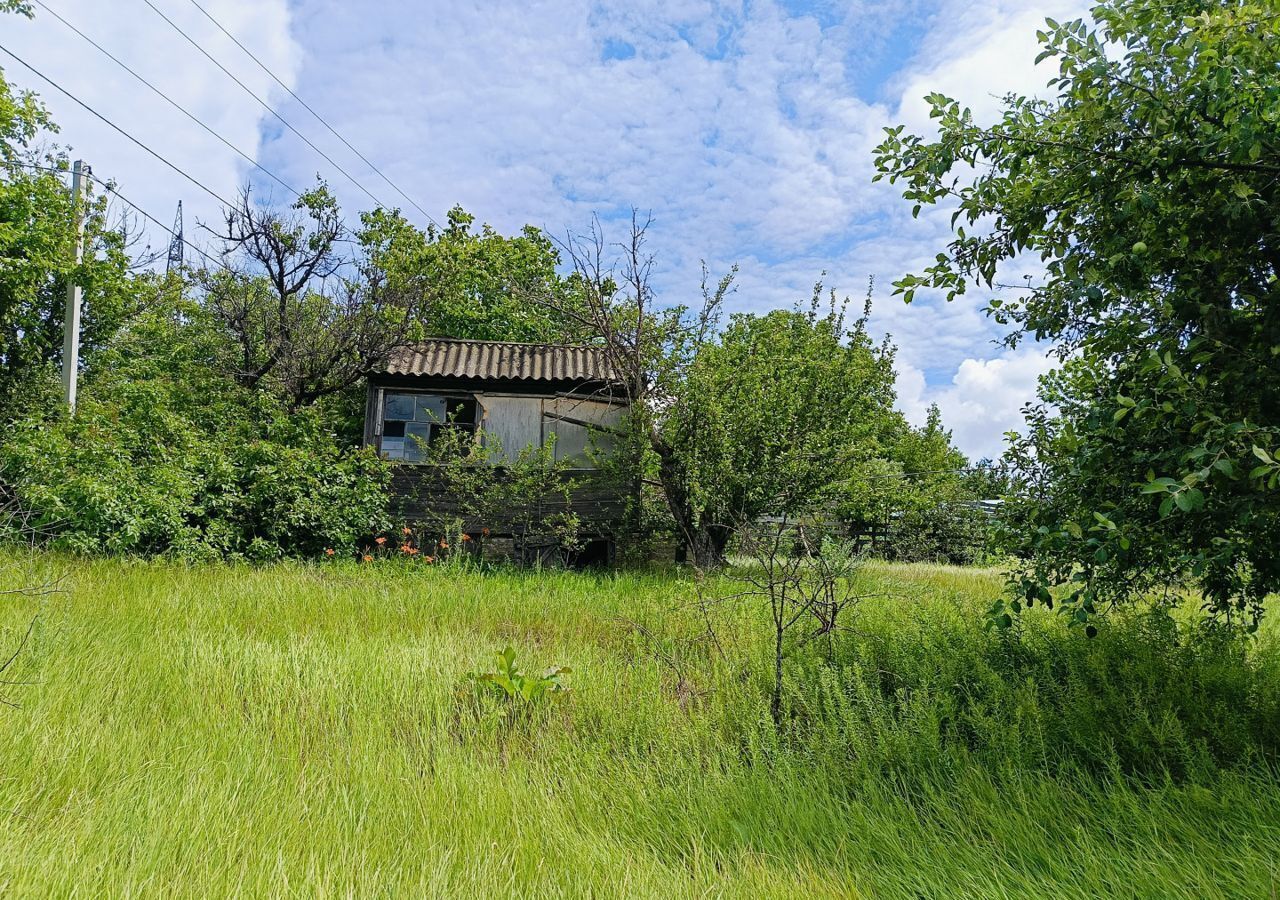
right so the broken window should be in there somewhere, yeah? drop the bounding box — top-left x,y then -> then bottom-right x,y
379,392 -> 477,462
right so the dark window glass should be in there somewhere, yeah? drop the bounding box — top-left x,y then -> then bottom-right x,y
380,392 -> 477,461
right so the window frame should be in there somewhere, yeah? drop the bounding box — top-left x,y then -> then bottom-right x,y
375,388 -> 479,463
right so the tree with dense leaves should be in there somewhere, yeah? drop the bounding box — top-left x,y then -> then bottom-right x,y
874,0 -> 1280,627
0,56 -> 137,420
360,205 -> 588,344
661,297 -> 900,567
547,215 -> 902,568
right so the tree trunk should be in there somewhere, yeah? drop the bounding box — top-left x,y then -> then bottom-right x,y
652,436 -> 734,570
771,618 -> 785,726
689,524 -> 732,570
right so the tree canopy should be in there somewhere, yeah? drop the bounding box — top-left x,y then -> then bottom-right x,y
875,0 -> 1280,625
0,62 -> 137,420
657,295 -> 902,566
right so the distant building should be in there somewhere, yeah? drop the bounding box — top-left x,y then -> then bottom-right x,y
362,338 -> 632,563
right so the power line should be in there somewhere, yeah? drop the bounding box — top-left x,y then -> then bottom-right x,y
139,0 -> 391,211
12,161 -> 230,272
90,174 -> 227,271
0,43 -> 235,208
30,0 -> 300,200
182,0 -> 440,228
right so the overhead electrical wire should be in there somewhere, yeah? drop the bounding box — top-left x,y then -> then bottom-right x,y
138,0 -> 391,211
11,162 -> 230,272
181,0 -> 440,228
0,43 -> 235,208
30,0 -> 300,200
12,161 -> 230,272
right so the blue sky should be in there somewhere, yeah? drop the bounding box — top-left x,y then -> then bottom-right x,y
13,0 -> 1092,457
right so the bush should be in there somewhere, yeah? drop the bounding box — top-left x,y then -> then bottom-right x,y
0,379 -> 389,560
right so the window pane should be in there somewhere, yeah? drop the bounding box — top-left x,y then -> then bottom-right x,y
380,437 -> 405,459
415,395 -> 447,424
380,392 -> 475,462
403,422 -> 432,461
551,421 -> 590,465
384,393 -> 416,420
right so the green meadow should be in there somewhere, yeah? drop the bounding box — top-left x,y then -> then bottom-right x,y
0,555 -> 1277,898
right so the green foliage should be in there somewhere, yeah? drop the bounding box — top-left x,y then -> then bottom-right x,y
360,205 -> 588,342
781,601 -> 1280,781
471,646 -> 572,706
0,383 -> 389,560
881,504 -> 995,566
410,426 -> 586,560
0,67 -> 139,420
874,0 -> 1280,624
656,289 -> 900,566
198,183 -> 433,412
839,407 -> 1001,565
0,295 -> 390,559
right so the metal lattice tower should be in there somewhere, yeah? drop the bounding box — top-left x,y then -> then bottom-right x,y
165,200 -> 184,274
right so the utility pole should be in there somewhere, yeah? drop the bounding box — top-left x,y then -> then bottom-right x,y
61,159 -> 89,414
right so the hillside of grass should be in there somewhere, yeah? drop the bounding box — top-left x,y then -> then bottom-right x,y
0,555 -> 1277,898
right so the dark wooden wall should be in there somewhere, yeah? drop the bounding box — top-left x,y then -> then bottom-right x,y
387,467 -> 631,538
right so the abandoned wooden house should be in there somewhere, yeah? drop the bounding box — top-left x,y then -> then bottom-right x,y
362,338 -> 632,563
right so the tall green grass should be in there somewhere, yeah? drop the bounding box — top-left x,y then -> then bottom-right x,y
0,555 -> 1276,897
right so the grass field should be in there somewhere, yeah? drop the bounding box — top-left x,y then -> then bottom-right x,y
0,554 -> 1277,898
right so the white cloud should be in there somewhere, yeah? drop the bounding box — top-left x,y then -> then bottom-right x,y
897,347 -> 1058,460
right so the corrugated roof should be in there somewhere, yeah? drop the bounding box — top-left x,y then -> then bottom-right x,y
378,338 -> 620,382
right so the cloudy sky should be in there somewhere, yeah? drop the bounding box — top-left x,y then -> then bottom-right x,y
8,0 -> 1092,458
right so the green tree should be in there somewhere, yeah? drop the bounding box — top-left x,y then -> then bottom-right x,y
874,1 -> 1280,624
360,205 -> 587,343
839,405 -> 997,565
658,297 -> 900,566
0,58 -> 137,420
549,216 -> 905,568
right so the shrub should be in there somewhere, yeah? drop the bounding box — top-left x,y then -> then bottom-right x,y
878,504 -> 996,566
0,381 -> 390,560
